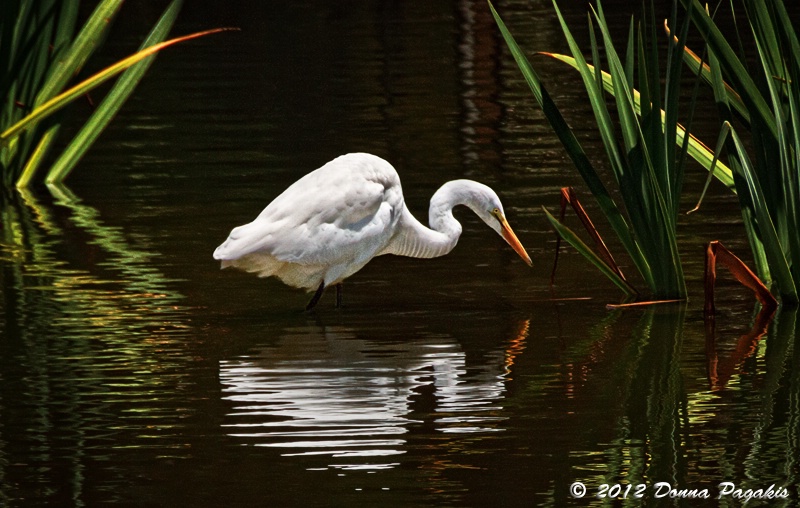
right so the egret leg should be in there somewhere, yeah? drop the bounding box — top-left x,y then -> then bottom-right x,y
306,282 -> 325,311
335,283 -> 343,309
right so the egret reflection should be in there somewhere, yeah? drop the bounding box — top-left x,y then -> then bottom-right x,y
219,321 -> 530,469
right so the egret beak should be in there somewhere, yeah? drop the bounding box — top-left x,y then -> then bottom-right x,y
498,214 -> 532,266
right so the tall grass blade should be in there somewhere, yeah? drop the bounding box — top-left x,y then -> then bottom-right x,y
666,1 -> 695,213
33,0 -> 124,109
784,53 -> 800,284
1,1 -> 69,184
592,6 -> 638,155
666,23 -> 750,122
725,122 -> 797,302
679,0 -> 777,139
16,0 -> 123,186
771,0 -> 800,70
544,207 -> 638,297
554,187 -> 633,286
16,129 -> 59,188
547,0 -> 657,291
593,1 -> 681,296
551,2 -> 626,185
542,53 -> 735,191
488,0 -> 650,285
45,0 -> 185,184
704,240 -> 777,315
701,26 -> 772,283
492,0 -> 706,298
1,28 -> 231,149
555,0 -> 685,297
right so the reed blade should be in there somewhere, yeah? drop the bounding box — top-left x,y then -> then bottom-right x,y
704,241 -> 778,315
726,123 -> 797,302
679,0 -> 777,140
2,28 -> 232,149
544,207 -> 638,297
45,0 -> 185,184
489,0 -> 650,285
542,52 -> 735,191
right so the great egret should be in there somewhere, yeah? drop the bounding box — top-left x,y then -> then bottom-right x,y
213,153 -> 532,310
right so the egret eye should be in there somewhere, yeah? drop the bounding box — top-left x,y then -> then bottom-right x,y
492,207 -> 501,217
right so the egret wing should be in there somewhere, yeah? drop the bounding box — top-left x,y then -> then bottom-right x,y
214,154 -> 403,268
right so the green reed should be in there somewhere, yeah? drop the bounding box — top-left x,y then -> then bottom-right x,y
491,0 -> 696,300
1,0 -> 223,189
680,0 -> 799,304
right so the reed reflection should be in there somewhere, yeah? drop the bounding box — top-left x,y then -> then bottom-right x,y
563,306 -> 800,504
219,319 -> 530,470
0,186 -> 195,505
705,304 -> 776,390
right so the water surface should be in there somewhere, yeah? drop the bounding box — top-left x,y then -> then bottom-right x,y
1,1 -> 798,506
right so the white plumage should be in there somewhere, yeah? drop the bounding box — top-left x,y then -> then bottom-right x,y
213,153 -> 531,309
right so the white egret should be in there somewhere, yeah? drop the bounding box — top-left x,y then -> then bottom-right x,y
213,153 -> 532,310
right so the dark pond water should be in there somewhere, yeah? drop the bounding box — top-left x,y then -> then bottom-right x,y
2,1 -> 799,506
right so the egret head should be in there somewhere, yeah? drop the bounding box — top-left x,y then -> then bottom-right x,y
460,181 -> 533,267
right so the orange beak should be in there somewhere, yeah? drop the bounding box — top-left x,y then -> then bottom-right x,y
498,214 -> 532,266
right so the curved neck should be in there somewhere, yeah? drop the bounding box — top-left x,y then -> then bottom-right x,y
383,180 -> 489,259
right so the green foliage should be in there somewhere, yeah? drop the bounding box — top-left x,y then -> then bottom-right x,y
543,207 -> 637,297
0,0 -> 211,188
680,0 -> 799,304
545,53 -> 736,193
490,0 -> 693,299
